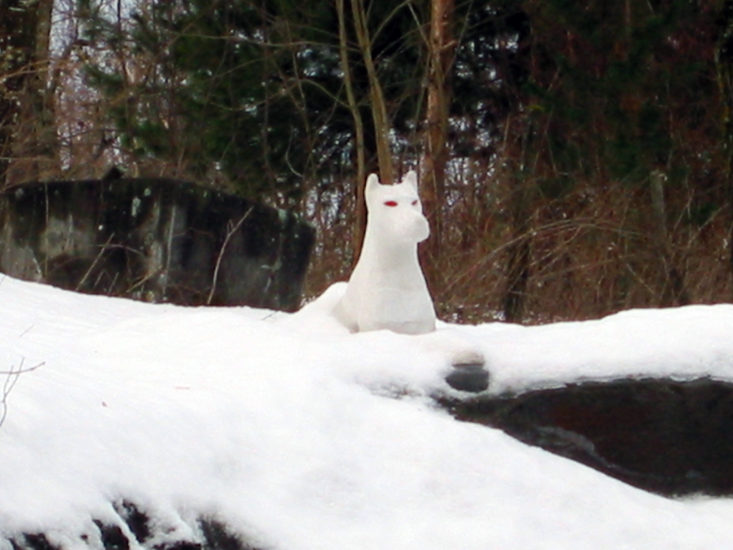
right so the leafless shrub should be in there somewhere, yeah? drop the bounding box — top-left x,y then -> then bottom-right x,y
0,358 -> 45,428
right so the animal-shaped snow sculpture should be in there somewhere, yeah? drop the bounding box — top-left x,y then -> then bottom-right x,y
334,170 -> 437,335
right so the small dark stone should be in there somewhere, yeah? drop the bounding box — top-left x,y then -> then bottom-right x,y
115,500 -> 150,544
199,518 -> 264,550
102,166 -> 124,181
157,542 -> 202,550
93,521 -> 129,550
14,534 -> 59,550
445,363 -> 490,393
7,514 -> 266,550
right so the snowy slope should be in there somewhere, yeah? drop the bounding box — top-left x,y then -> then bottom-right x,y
1,275 -> 733,549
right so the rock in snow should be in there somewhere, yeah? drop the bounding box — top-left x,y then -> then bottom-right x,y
445,377 -> 733,496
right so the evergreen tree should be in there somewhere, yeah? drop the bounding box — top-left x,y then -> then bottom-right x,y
78,0 -> 429,206
504,0 -> 725,315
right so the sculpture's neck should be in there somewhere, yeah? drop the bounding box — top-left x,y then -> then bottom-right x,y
360,230 -> 421,272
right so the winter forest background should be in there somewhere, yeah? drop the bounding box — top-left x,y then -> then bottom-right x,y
2,0 -> 733,324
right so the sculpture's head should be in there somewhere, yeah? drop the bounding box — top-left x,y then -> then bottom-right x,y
364,170 -> 430,244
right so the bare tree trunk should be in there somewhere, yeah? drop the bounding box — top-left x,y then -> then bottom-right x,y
716,0 -> 733,296
649,170 -> 689,306
503,175 -> 532,323
422,0 -> 454,271
350,0 -> 393,186
338,0 -> 367,262
0,0 -> 57,188
503,115 -> 535,323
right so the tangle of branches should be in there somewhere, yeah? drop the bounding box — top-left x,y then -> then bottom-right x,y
0,358 -> 45,428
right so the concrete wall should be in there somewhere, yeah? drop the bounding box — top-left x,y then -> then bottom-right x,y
0,179 -> 314,310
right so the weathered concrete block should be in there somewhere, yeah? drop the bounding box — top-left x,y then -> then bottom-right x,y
0,179 -> 314,310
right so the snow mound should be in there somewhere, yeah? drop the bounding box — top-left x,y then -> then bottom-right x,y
1,275 -> 733,549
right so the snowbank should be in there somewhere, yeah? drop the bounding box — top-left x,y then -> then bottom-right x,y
1,275 -> 733,549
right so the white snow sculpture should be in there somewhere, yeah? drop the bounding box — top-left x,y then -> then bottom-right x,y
334,170 -> 437,335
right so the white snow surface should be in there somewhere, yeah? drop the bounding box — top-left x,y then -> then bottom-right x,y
2,275 -> 733,549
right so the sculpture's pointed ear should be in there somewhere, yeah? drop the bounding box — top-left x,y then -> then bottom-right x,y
365,173 -> 380,204
402,170 -> 418,191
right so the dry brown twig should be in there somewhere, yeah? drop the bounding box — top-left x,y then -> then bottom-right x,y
207,207 -> 253,305
0,358 -> 46,428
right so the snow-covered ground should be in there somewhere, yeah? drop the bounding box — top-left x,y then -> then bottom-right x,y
2,275 -> 733,549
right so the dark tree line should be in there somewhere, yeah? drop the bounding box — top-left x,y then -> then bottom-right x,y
1,0 -> 733,323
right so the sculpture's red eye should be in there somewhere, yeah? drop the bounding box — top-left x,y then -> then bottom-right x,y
384,200 -> 398,207
411,200 -> 418,206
